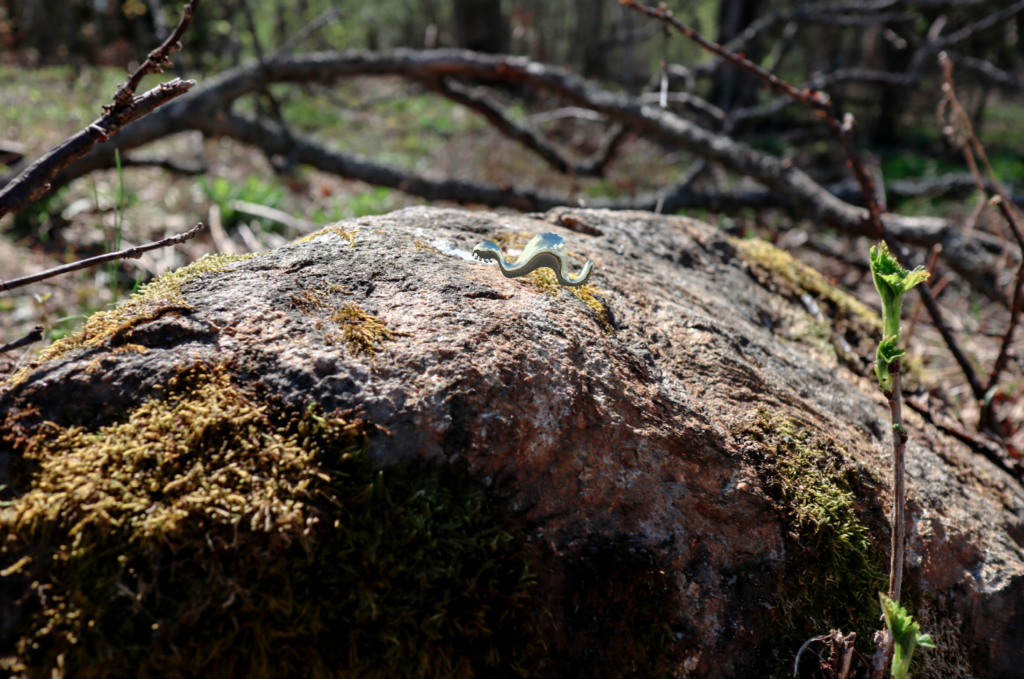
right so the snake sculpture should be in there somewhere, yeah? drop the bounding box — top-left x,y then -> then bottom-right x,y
471,232 -> 593,287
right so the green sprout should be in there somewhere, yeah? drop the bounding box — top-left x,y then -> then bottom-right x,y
869,242 -> 930,391
879,593 -> 936,679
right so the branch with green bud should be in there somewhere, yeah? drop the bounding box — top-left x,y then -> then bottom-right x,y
879,593 -> 936,679
867,242 -> 931,679
870,242 -> 930,392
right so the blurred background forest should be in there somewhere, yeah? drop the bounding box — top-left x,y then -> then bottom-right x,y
3,0 -> 1024,436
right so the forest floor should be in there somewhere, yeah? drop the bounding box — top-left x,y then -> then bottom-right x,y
3,62 -> 1024,446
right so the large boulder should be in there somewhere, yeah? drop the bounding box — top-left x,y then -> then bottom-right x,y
1,207 -> 1022,678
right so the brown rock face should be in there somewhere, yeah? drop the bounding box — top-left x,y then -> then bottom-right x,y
2,207 -> 1023,678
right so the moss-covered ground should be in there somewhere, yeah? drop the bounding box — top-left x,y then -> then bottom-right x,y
0,363 -> 542,679
737,410 -> 888,674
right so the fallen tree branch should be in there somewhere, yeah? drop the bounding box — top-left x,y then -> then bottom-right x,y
0,48 -> 1004,303
0,326 -> 43,357
0,0 -> 202,218
118,153 -> 207,176
113,0 -> 201,106
0,80 -> 196,218
433,77 -> 626,177
0,223 -> 204,293
622,0 -> 986,407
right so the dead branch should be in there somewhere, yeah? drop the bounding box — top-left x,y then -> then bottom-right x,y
621,0 -> 985,404
0,326 -> 43,357
0,0 -> 202,219
637,91 -> 726,123
0,48 -> 1005,303
270,6 -> 341,59
0,80 -> 195,218
0,223 -> 204,293
907,0 -> 1024,80
433,78 -> 626,177
113,0 -> 201,106
620,0 -> 887,231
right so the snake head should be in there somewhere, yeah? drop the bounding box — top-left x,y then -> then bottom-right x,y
472,241 -> 503,264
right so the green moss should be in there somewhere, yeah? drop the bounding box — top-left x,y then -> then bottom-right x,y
0,365 -> 542,679
524,267 -> 613,333
329,302 -> 409,356
732,237 -> 880,331
298,224 -> 358,247
5,253 -> 261,387
738,410 -> 887,671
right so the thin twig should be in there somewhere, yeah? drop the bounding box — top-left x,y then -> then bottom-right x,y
913,277 -> 987,402
0,0 -> 202,218
938,51 -> 1021,245
793,634 -> 829,678
886,359 -> 907,607
0,223 -> 204,293
620,0 -> 887,232
621,0 -> 983,403
0,326 -> 43,356
939,54 -> 1024,417
985,197 -> 1024,404
903,244 -> 942,343
269,6 -> 341,59
113,0 -> 201,106
435,77 -> 626,177
0,81 -> 195,217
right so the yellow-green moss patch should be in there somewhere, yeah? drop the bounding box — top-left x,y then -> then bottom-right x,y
413,238 -> 441,254
738,410 -> 887,668
0,364 -> 541,678
5,253 -> 260,387
328,302 -> 408,356
732,238 -> 879,330
525,268 -> 613,333
298,224 -> 358,247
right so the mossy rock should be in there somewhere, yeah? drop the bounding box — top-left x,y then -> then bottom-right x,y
0,364 -> 542,678
737,410 -> 888,674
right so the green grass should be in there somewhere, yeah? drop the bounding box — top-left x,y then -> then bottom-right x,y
198,174 -> 286,231
312,187 -> 395,224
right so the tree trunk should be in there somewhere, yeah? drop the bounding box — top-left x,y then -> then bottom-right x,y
709,0 -> 764,111
572,0 -> 608,78
453,0 -> 506,54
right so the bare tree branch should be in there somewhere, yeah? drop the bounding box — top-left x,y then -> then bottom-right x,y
0,223 -> 204,293
113,0 -> 201,106
0,80 -> 195,218
270,6 -> 341,59
435,77 -> 626,177
0,326 -> 43,357
0,0 -> 203,218
0,48 -> 1005,303
622,0 -> 988,407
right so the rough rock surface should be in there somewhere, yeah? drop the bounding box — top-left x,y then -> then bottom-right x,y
2,207 -> 1023,677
